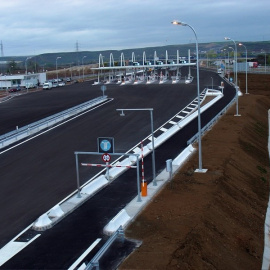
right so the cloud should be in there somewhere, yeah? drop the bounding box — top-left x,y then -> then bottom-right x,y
0,0 -> 269,56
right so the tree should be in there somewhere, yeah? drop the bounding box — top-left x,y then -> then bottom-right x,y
7,60 -> 17,74
27,60 -> 40,73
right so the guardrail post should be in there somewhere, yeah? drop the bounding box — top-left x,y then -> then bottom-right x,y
75,153 -> 82,198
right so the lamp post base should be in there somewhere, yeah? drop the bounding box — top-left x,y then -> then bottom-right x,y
195,168 -> 208,173
234,114 -> 241,117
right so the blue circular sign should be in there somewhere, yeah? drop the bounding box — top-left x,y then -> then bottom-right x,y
100,139 -> 111,152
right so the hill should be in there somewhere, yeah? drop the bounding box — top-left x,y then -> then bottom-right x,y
1,41 -> 270,70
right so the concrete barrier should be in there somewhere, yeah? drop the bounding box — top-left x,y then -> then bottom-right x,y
32,213 -> 52,231
103,209 -> 131,235
81,175 -> 108,195
147,124 -> 180,150
173,145 -> 195,167
107,159 -> 131,180
48,205 -> 64,218
262,109 -> 270,269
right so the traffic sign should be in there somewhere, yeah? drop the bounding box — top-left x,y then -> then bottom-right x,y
101,85 -> 106,97
98,137 -> 114,153
102,153 -> 111,162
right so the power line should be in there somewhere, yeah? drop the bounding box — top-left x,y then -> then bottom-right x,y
0,41 -> 4,57
75,40 -> 79,52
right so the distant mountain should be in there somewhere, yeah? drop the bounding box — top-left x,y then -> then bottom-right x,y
1,41 -> 270,69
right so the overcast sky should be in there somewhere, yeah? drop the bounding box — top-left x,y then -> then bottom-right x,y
0,0 -> 269,56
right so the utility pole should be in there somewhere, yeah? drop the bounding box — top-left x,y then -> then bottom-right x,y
0,41 -> 4,57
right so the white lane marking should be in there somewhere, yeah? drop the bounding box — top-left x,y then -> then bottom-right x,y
68,238 -> 102,270
0,99 -> 113,155
0,234 -> 40,266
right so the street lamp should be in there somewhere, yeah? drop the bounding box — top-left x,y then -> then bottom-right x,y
172,20 -> 206,173
56,56 -> 61,84
25,57 -> 31,92
82,56 -> 87,81
239,43 -> 248,94
25,57 -> 31,75
261,49 -> 267,73
116,108 -> 157,186
221,49 -> 227,74
228,47 -> 236,81
225,37 -> 240,116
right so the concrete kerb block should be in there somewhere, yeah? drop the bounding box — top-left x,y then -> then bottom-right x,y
173,145 -> 195,167
32,213 -> 52,231
107,160 -> 130,180
81,175 -> 108,195
265,207 -> 270,226
148,125 -> 180,150
262,244 -> 270,269
48,205 -> 64,218
133,144 -> 150,157
103,209 -> 131,235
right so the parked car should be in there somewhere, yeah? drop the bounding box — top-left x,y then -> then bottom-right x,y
8,86 -> 21,93
43,82 -> 53,90
58,82 -> 65,87
8,88 -> 18,93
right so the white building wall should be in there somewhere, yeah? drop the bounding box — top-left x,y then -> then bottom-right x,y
0,73 -> 46,89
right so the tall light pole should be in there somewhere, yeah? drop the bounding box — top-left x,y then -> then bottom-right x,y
116,108 -> 157,186
228,47 -> 236,81
221,49 -> 227,74
239,43 -> 248,94
172,20 -> 206,173
56,56 -> 61,84
261,49 -> 267,73
82,55 -> 87,81
25,57 -> 31,92
25,57 -> 31,75
226,37 -> 240,116
225,37 -> 238,87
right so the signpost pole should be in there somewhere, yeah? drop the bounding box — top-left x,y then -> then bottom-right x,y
106,161 -> 110,179
136,156 -> 142,202
75,153 -> 82,198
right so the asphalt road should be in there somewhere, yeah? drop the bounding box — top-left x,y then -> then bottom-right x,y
0,68 -> 235,269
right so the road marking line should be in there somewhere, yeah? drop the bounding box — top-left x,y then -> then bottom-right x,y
68,238 -> 102,270
0,234 -> 40,266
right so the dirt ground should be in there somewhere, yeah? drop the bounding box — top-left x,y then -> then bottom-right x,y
119,73 -> 270,270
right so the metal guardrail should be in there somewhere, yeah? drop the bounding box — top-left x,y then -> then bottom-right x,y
0,96 -> 108,150
187,95 -> 235,145
85,226 -> 124,270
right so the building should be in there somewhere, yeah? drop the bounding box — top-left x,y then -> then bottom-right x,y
0,72 -> 46,89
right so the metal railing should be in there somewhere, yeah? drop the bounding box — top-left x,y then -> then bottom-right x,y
0,96 -> 108,149
187,95 -> 235,145
85,226 -> 124,270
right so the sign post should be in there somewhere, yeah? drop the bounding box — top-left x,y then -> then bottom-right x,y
75,151 -> 142,202
98,137 -> 114,153
102,153 -> 111,179
101,85 -> 106,97
98,138 -> 114,180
